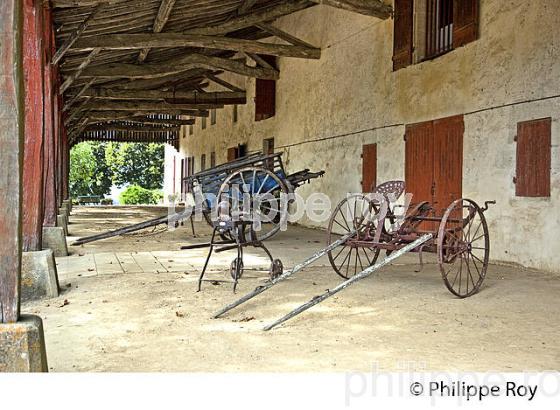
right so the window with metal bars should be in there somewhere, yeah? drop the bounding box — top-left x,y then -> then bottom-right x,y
425,0 -> 454,59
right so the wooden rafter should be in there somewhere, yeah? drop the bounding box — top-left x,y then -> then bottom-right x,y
138,0 -> 176,63
80,54 -> 279,80
71,33 -> 321,59
311,0 -> 392,19
52,4 -> 103,65
60,48 -> 100,93
78,89 -> 246,104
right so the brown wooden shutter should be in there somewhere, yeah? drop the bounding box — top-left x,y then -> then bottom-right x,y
393,0 -> 414,71
362,144 -> 377,193
453,0 -> 479,48
515,118 -> 551,197
255,55 -> 277,121
227,147 -> 237,162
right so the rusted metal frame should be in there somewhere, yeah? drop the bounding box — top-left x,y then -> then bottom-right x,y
0,0 -> 24,323
213,231 -> 357,319
42,2 -> 58,227
263,234 -> 433,331
22,0 -> 46,252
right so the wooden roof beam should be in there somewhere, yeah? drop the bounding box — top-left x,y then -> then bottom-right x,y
71,33 -> 321,60
78,89 -> 246,104
85,124 -> 181,133
80,54 -> 279,80
86,100 -> 221,111
310,0 -> 392,19
138,0 -> 177,63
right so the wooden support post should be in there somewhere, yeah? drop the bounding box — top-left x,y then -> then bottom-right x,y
22,0 -> 45,252
0,0 -> 24,323
42,3 -> 57,227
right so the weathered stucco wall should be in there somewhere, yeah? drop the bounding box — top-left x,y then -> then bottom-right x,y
165,0 -> 560,271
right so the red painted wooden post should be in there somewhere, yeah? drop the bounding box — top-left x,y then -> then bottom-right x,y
0,0 -> 24,323
42,2 -> 57,227
22,0 -> 45,252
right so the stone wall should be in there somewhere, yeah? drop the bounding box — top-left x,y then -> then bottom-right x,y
164,0 -> 560,271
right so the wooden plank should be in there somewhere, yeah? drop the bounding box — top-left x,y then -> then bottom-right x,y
22,0 -> 45,252
72,33 -> 321,59
138,0 -> 176,63
311,0 -> 392,19
52,4 -> 102,65
392,0 -> 413,70
0,0 -> 24,323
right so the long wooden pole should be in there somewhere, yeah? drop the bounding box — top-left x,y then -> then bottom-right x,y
0,0 -> 24,324
263,235 -> 433,331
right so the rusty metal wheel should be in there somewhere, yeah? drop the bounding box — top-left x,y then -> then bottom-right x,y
437,198 -> 489,298
327,194 -> 380,279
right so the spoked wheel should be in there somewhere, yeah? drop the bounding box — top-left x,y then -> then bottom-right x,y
217,167 -> 289,242
437,198 -> 490,298
327,194 -> 380,279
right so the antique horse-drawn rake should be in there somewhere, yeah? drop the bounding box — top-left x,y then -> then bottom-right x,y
181,152 -> 325,291
214,180 -> 495,330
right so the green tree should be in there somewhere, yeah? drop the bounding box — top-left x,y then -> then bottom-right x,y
69,142 -> 113,197
106,143 -> 164,190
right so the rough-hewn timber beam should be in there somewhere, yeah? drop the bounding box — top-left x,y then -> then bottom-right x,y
63,78 -> 95,112
71,33 -> 321,59
60,48 -> 100,93
86,101 -> 222,111
138,0 -> 176,63
78,89 -> 246,104
91,118 -> 195,126
205,74 -> 244,93
256,23 -> 316,48
52,0 -> 125,6
86,125 -> 180,133
52,4 -> 103,65
81,54 -> 279,80
311,0 -> 392,19
87,111 -> 208,122
185,0 -> 312,36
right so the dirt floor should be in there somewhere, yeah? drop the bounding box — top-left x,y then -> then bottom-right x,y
23,206 -> 560,372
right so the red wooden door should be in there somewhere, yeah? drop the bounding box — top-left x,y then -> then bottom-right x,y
405,115 -> 463,229
362,143 -> 377,192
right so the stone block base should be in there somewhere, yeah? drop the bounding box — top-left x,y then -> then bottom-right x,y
57,213 -> 68,236
0,315 -> 48,372
21,250 -> 59,302
42,226 -> 68,257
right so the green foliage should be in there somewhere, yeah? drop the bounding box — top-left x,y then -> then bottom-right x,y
69,142 -> 113,197
70,141 -> 165,200
119,185 -> 163,205
105,143 -> 164,190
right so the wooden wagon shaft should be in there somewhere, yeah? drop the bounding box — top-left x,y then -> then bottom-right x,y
138,0 -> 177,63
77,89 -> 246,104
263,234 -> 433,331
71,33 -> 321,59
213,231 -> 357,319
72,209 -> 195,246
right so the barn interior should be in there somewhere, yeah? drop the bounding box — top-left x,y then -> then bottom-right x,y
1,0 -> 559,373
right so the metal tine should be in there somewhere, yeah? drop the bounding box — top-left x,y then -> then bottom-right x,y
212,230 -> 358,319
263,234 -> 433,331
